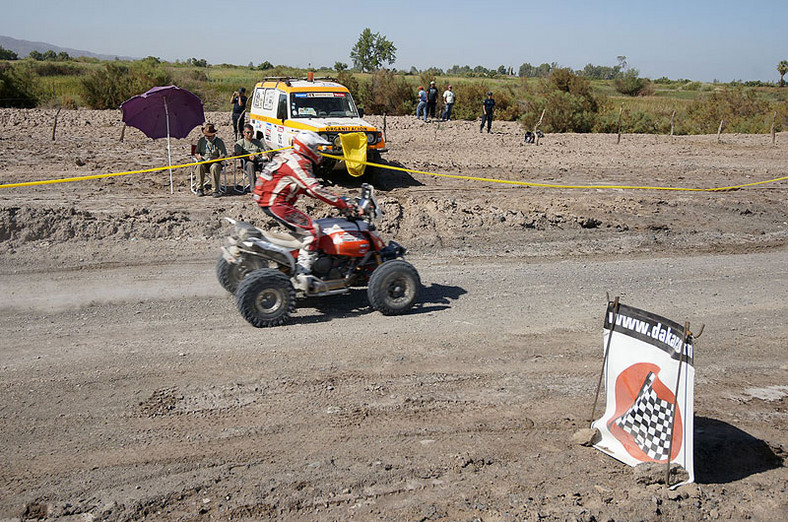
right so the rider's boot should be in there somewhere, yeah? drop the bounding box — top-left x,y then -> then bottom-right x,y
294,249 -> 318,291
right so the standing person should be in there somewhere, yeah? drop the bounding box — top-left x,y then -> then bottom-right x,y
194,123 -> 227,197
230,87 -> 247,140
441,84 -> 455,121
235,124 -> 271,181
426,81 -> 439,120
480,91 -> 495,133
416,86 -> 427,122
253,131 -> 360,290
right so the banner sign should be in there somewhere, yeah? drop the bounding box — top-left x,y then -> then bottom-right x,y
592,302 -> 695,486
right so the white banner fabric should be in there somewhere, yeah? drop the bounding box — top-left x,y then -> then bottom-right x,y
591,302 -> 695,486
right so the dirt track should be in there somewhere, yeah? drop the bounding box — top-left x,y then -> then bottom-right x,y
0,109 -> 786,520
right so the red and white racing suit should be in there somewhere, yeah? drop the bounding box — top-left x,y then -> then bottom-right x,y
252,149 -> 350,251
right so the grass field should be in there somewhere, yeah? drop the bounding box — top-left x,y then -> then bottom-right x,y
3,58 -> 786,133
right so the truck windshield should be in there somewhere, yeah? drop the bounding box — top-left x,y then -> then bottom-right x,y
291,92 -> 359,118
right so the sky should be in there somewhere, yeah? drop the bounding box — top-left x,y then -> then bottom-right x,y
1,0 -> 786,83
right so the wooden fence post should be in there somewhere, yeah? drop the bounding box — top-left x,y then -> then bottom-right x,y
51,107 -> 62,141
771,111 -> 777,145
534,108 -> 546,146
670,110 -> 676,137
717,119 -> 724,143
616,105 -> 623,144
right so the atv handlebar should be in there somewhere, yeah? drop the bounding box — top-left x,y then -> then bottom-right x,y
339,184 -> 381,222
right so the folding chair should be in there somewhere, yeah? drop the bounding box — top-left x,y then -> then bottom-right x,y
190,144 -> 228,195
231,158 -> 254,194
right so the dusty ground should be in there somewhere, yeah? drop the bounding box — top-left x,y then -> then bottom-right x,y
0,109 -> 786,521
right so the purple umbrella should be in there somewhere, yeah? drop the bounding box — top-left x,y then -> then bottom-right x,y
121,85 -> 205,193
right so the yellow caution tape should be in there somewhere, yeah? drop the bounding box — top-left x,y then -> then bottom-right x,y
0,146 -> 292,189
1,145 -> 785,192
320,153 -> 788,192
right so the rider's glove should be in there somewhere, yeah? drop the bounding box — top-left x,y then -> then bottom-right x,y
343,201 -> 362,218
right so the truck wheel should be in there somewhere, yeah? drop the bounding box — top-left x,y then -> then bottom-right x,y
367,260 -> 421,315
216,255 -> 260,294
236,269 -> 296,327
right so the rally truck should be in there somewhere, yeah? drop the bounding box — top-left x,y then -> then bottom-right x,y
248,75 -> 387,177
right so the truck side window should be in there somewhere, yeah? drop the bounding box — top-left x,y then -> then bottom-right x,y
276,94 -> 287,121
252,88 -> 264,109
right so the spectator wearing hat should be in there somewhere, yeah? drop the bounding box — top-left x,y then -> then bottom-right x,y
416,86 -> 428,122
194,123 -> 227,197
230,87 -> 247,140
441,84 -> 455,121
480,91 -> 495,133
426,81 -> 439,120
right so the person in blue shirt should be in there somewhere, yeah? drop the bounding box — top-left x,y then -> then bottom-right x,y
480,91 -> 495,133
416,86 -> 428,122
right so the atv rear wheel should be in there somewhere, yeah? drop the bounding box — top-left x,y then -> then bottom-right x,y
216,255 -> 261,294
236,268 -> 296,327
367,260 -> 421,315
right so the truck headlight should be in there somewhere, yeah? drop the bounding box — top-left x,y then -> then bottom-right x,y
366,132 -> 377,144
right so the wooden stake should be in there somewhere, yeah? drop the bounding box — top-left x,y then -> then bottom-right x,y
616,105 -> 623,144
771,111 -> 777,145
51,107 -> 62,141
119,124 -> 126,143
717,119 -> 724,143
534,108 -> 546,146
590,296 -> 620,424
665,321 -> 691,488
670,110 -> 676,137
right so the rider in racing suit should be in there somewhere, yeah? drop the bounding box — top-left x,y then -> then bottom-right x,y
252,130 -> 358,287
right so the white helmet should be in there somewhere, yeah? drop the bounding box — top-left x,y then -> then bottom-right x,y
292,130 -> 331,164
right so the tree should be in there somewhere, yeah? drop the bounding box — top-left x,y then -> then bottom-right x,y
187,57 -> 208,67
350,28 -> 396,72
334,61 -> 348,72
0,46 -> 19,60
778,60 -> 788,87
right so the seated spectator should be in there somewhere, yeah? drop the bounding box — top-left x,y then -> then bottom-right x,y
235,124 -> 271,180
194,123 -> 227,197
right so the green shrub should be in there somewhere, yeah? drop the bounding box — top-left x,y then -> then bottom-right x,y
686,87 -> 772,133
519,69 -> 601,132
28,62 -> 82,77
82,60 -> 172,109
358,68 -> 413,115
450,82 -> 489,121
614,69 -> 652,96
0,64 -> 37,107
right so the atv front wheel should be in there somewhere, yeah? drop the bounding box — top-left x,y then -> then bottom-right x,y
367,260 -> 421,315
236,268 -> 296,327
216,255 -> 261,294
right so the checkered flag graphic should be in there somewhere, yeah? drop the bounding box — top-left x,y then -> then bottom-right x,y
614,372 -> 675,461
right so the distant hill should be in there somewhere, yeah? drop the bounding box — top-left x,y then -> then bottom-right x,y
0,34 -> 136,61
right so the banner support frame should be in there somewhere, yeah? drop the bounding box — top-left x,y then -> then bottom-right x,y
590,296 -> 620,424
665,321 -> 691,487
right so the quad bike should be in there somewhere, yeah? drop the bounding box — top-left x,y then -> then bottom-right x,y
217,183 -> 421,327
